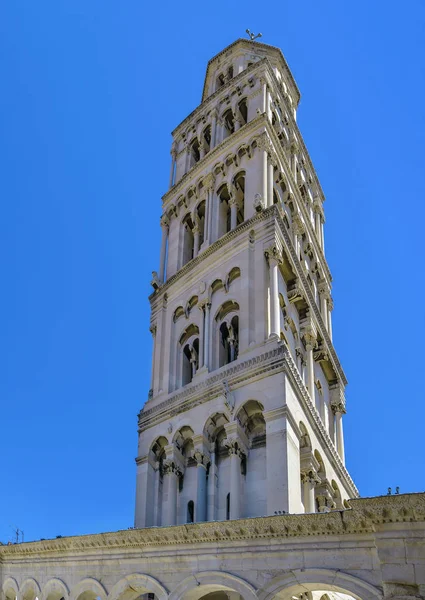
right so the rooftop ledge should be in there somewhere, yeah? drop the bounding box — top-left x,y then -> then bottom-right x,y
1,494 -> 424,557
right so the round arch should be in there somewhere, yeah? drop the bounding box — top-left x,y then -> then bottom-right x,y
70,579 -> 107,600
3,578 -> 19,600
257,569 -> 383,600
169,571 -> 257,600
20,579 -> 42,600
107,574 -> 168,600
42,579 -> 70,600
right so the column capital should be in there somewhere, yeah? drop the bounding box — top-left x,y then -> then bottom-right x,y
301,469 -> 321,486
149,323 -> 157,337
224,438 -> 245,459
264,244 -> 283,265
331,401 -> 346,415
163,459 -> 183,478
255,132 -> 273,154
194,450 -> 211,468
288,278 -> 306,304
160,214 -> 170,229
203,172 -> 215,191
293,214 -> 305,236
313,344 -> 329,363
302,327 -> 317,350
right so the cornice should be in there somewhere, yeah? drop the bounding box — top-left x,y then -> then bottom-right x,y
1,494 -> 423,559
149,203 -> 271,305
201,38 -> 301,106
139,344 -> 286,427
165,113 -> 267,207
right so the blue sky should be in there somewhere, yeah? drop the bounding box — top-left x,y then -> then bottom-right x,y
0,1 -> 424,543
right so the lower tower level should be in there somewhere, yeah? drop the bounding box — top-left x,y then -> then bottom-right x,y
135,38 -> 357,528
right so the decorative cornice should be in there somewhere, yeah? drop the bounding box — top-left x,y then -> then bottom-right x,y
1,494 -> 424,559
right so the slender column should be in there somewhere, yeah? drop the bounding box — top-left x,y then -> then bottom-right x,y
207,448 -> 216,521
198,303 -> 205,369
321,218 -> 325,253
302,470 -> 319,513
225,440 -> 243,519
267,158 -> 274,207
199,142 -> 205,160
303,330 -> 317,400
332,403 -> 346,463
210,110 -> 218,148
262,80 -> 268,113
194,451 -> 210,522
204,301 -> 211,369
159,216 -> 169,283
193,224 -> 200,258
328,297 -> 334,340
163,461 -> 182,526
234,114 -> 241,132
169,147 -> 176,189
229,196 -> 237,230
149,324 -> 157,395
265,245 -> 282,339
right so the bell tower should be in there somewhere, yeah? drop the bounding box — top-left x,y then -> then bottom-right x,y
135,38 -> 357,529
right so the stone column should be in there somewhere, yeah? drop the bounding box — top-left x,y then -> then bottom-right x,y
328,297 -> 334,341
210,109 -> 218,148
267,158 -> 274,207
234,115 -> 241,132
332,402 -> 346,463
204,301 -> 211,369
321,218 -> 325,253
290,142 -> 299,180
169,147 -> 176,189
229,196 -> 238,230
135,455 -> 154,527
194,451 -> 210,522
224,440 -> 244,520
265,245 -> 283,339
159,216 -> 169,283
303,329 -> 317,401
301,469 -> 320,513
149,324 -> 156,396
193,224 -> 200,258
318,281 -> 330,330
198,302 -> 205,369
163,460 -> 182,526
207,447 -> 216,521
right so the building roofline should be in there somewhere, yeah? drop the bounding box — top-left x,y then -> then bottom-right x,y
201,38 -> 301,105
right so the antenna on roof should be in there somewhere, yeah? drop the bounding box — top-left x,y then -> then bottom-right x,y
246,29 -> 262,41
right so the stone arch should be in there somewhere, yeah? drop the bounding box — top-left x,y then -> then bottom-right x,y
169,571 -> 257,600
107,574 -> 168,600
70,579 -> 107,600
42,579 -> 70,600
3,578 -> 19,600
20,579 -> 41,600
257,569 -> 383,600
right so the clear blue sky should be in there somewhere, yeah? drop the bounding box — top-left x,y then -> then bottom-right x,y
0,1 -> 424,543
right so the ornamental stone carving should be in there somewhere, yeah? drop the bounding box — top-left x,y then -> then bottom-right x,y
288,279 -> 305,303
253,193 -> 265,212
194,451 -> 211,468
224,438 -> 245,458
331,401 -> 347,415
264,244 -> 283,264
163,460 -> 183,478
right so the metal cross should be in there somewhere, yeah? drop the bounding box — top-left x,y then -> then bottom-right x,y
246,29 -> 262,41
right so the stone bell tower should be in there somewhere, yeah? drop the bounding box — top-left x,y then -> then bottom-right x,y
135,37 -> 357,529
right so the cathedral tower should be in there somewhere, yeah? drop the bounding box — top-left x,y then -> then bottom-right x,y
135,38 -> 357,528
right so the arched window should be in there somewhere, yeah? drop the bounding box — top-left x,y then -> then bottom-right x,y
232,171 -> 245,225
226,493 -> 230,520
202,125 -> 211,155
187,500 -> 195,523
217,184 -> 231,238
182,338 -> 199,385
181,213 -> 195,266
215,73 -> 225,91
215,301 -> 240,369
222,108 -> 235,138
189,138 -> 200,167
238,98 -> 248,126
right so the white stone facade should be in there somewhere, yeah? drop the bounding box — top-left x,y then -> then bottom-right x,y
2,37 -> 424,600
136,38 -> 354,530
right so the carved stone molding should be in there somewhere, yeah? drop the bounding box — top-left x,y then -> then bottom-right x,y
331,402 -> 346,415
163,459 -> 183,478
194,450 -> 211,468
